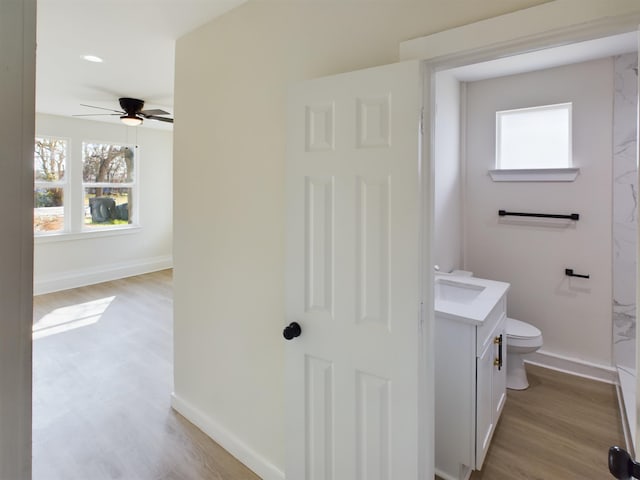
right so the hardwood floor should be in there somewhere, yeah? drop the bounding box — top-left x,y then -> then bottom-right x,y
34,273 -> 625,479
469,364 -> 624,480
32,270 -> 260,480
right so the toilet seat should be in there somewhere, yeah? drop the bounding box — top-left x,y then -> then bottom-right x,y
506,317 -> 543,348
507,317 -> 541,338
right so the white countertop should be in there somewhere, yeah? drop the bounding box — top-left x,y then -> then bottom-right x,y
434,274 -> 510,325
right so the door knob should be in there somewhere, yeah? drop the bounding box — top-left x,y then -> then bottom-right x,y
283,322 -> 302,340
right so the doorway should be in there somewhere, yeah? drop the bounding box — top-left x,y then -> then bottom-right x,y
429,27 -> 640,475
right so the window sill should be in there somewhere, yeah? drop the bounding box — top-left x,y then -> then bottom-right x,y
489,168 -> 579,182
35,225 -> 141,244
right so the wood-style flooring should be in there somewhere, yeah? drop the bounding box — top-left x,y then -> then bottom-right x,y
469,363 -> 624,480
32,270 -> 260,480
34,272 -> 625,480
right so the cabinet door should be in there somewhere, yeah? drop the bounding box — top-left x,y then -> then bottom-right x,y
493,320 -> 507,421
475,340 -> 494,469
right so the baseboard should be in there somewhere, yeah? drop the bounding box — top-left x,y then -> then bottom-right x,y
34,255 -> 173,295
616,382 -> 634,455
525,350 -> 617,384
435,466 -> 472,480
616,367 -> 636,455
171,393 -> 285,480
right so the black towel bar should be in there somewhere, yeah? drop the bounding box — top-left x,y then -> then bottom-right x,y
499,210 -> 579,220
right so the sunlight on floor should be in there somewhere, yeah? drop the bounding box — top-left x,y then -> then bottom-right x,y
33,296 -> 115,339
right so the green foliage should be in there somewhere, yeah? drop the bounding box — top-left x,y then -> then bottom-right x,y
85,219 -> 130,226
35,188 -> 63,208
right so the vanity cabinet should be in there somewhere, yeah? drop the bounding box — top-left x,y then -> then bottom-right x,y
435,288 -> 508,480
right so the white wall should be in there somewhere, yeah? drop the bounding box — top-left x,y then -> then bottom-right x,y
464,58 -> 614,367
0,0 -> 35,477
434,71 -> 462,273
34,114 -> 173,294
172,0 -> 550,477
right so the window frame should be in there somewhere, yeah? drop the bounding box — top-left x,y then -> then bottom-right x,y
33,135 -> 70,235
491,102 -> 579,182
33,136 -> 141,240
81,140 -> 139,231
495,102 -> 573,170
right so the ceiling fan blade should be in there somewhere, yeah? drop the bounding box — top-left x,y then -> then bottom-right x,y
140,109 -> 171,116
72,113 -> 120,117
80,103 -> 124,114
76,99 -> 173,124
144,115 -> 174,123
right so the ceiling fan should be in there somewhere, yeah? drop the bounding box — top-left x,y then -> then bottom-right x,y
73,97 -> 173,126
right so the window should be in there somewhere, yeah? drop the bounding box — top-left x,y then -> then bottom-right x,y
82,142 -> 136,228
490,103 -> 577,182
34,137 -> 67,234
33,137 -> 138,237
496,103 -> 572,170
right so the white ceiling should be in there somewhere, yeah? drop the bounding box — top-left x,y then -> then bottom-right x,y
36,0 -> 246,129
37,3 -> 637,131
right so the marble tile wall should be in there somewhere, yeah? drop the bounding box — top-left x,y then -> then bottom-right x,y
613,52 -> 638,370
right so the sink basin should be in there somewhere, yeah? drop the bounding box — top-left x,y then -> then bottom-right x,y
434,275 -> 510,324
435,279 -> 485,304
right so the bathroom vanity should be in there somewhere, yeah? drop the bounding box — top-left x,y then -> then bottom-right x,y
434,275 -> 510,480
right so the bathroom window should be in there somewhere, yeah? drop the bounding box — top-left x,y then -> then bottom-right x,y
490,103 -> 578,181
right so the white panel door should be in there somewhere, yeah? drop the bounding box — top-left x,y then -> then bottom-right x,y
285,60 -> 425,480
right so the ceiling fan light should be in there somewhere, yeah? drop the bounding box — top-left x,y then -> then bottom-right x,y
120,114 -> 142,126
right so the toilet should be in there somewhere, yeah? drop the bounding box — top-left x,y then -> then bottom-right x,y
506,317 -> 543,390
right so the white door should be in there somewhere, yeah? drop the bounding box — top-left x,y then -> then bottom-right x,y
285,60 -> 426,480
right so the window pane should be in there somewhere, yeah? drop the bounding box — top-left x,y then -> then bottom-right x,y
84,187 -> 132,227
34,137 -> 66,181
34,188 -> 64,233
82,143 -> 134,183
497,104 -> 571,169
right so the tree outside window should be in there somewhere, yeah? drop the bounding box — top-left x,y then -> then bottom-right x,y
82,143 -> 136,228
34,137 -> 67,233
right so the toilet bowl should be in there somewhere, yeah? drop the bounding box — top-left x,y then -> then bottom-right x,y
506,317 -> 543,390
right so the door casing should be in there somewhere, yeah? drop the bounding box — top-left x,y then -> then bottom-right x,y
416,12 -> 640,460
284,10 -> 640,480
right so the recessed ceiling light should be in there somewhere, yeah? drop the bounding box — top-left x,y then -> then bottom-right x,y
82,55 -> 103,63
